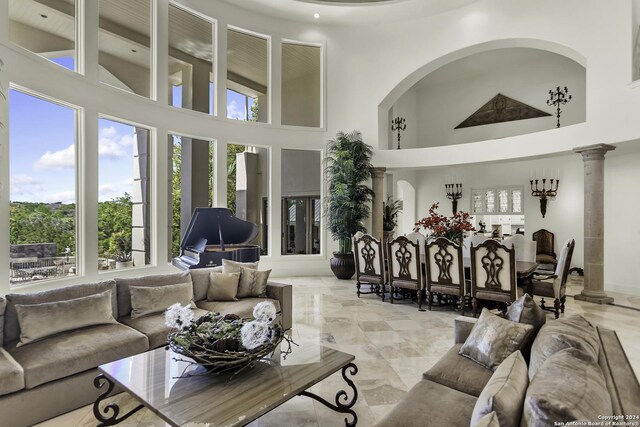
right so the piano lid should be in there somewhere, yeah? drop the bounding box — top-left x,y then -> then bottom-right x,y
180,208 -> 259,251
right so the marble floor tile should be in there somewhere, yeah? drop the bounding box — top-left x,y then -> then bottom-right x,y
36,275 -> 640,427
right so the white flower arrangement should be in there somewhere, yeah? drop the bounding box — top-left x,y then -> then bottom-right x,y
253,300 -> 277,323
165,303 -> 194,330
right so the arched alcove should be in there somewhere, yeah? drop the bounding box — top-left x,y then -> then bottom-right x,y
379,39 -> 587,150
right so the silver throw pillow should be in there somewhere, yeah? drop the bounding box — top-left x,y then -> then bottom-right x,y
129,282 -> 194,319
237,266 -> 271,298
459,308 -> 534,371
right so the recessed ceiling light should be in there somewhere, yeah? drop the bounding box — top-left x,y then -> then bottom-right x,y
131,49 -> 137,53
40,13 -> 48,18
314,13 -> 320,19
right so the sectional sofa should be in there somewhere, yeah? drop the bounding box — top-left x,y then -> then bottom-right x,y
377,311 -> 640,426
0,267 -> 292,427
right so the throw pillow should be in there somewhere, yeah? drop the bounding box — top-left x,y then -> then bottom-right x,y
14,289 -> 117,347
472,411 -> 500,427
129,282 -> 194,319
236,266 -> 271,298
222,259 -> 259,274
207,271 -> 240,301
506,293 -> 546,359
522,348 -> 612,425
190,266 -> 224,301
528,315 -> 599,379
459,308 -> 534,371
471,351 -> 529,427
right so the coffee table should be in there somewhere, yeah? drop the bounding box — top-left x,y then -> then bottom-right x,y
93,344 -> 358,426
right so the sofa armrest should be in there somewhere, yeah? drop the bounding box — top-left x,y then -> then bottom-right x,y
266,281 -> 292,331
0,297 -> 6,345
454,316 -> 477,344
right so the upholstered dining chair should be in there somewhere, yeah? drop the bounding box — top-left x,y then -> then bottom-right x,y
387,236 -> 425,310
528,238 -> 575,319
503,234 -> 537,263
353,234 -> 386,300
470,239 -> 518,317
406,230 -> 427,263
532,229 -> 557,269
424,237 -> 466,314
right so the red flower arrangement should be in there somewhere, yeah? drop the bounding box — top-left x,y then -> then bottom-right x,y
414,203 -> 475,244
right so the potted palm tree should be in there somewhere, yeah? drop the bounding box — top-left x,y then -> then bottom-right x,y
325,131 -> 374,279
383,196 -> 402,242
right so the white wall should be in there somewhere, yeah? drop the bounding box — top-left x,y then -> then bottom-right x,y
413,154 -> 584,273
393,49 -> 586,147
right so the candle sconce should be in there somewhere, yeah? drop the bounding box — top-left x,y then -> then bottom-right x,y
446,183 -> 463,214
391,117 -> 406,150
530,178 -> 559,218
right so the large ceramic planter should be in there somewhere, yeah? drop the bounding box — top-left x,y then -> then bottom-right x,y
330,252 -> 355,280
383,229 -> 395,243
115,260 -> 133,269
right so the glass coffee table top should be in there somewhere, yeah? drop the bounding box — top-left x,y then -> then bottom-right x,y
96,343 -> 357,427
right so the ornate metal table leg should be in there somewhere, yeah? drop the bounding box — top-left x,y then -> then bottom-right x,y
299,363 -> 358,426
93,374 -> 144,426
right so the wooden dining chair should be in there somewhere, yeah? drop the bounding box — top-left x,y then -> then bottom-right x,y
353,234 -> 386,300
387,236 -> 424,311
424,237 -> 465,314
470,239 -> 518,317
528,238 -> 575,319
533,229 -> 557,268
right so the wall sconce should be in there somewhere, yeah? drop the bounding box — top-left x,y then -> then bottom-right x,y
445,183 -> 463,214
391,116 -> 406,150
546,86 -> 572,128
530,170 -> 559,218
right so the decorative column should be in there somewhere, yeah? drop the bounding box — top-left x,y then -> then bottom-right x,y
371,167 -> 386,240
573,144 -> 615,304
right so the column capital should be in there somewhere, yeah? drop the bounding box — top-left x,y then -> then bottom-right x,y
371,167 -> 386,178
573,144 -> 616,161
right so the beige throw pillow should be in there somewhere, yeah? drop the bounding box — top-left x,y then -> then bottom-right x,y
459,308 -> 534,371
222,259 -> 259,274
129,282 -> 194,319
207,271 -> 240,301
15,289 -> 117,347
522,348 -> 612,425
471,351 -> 529,427
236,266 -> 271,298
472,411 -> 500,427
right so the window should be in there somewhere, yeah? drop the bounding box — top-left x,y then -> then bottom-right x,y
226,89 -> 257,121
98,118 -> 151,270
169,134 -> 214,260
282,42 -> 321,127
227,28 -> 269,123
228,144 -> 269,255
9,0 -> 77,71
168,4 -> 215,114
99,0 -> 152,97
9,89 -> 77,285
281,149 -> 321,255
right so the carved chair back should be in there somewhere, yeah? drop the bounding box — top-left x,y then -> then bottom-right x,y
387,236 -> 423,290
470,239 -> 517,306
353,234 -> 385,281
424,237 -> 464,294
533,229 -> 556,259
556,238 -> 575,291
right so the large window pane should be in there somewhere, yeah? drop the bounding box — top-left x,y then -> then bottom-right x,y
282,43 -> 321,127
168,134 -> 214,260
9,0 -> 77,71
98,118 -> 151,270
228,144 -> 269,255
9,89 -> 77,285
168,4 -> 215,114
281,149 -> 321,255
99,0 -> 152,97
227,28 -> 268,123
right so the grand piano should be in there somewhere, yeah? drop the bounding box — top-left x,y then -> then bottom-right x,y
173,207 -> 261,270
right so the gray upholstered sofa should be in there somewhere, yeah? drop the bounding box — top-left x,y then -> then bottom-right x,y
377,314 -> 640,427
0,268 -> 292,427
